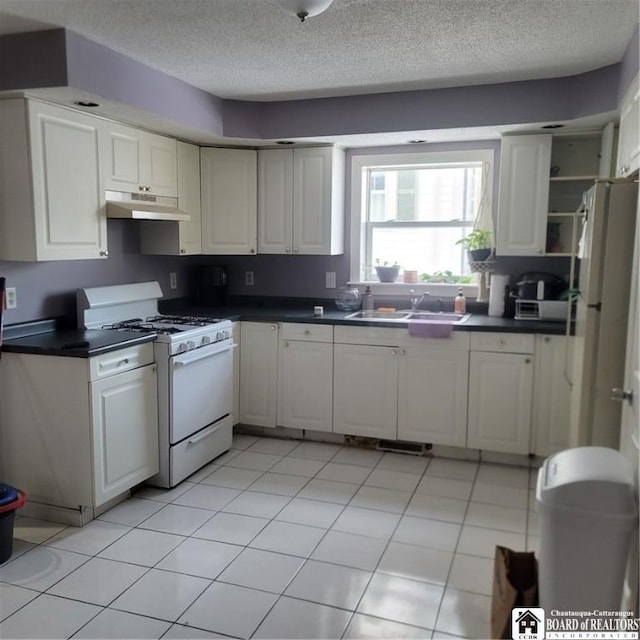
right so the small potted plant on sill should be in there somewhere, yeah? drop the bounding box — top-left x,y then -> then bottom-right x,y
455,229 -> 493,262
375,259 -> 401,283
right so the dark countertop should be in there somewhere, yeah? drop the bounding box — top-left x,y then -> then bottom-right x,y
164,302 -> 569,335
2,321 -> 157,358
1,300 -> 568,358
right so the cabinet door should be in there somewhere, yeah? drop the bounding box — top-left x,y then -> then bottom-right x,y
397,348 -> 468,446
100,121 -> 142,192
232,322 -> 240,425
258,149 -> 293,254
293,147 -> 344,255
201,148 -> 257,255
239,322 -> 279,427
333,344 -> 397,439
278,339 -> 333,432
28,102 -> 107,260
616,74 -> 640,177
139,141 -> 201,255
467,351 -> 534,454
142,132 -> 178,197
532,335 -> 572,456
91,363 -> 159,506
496,135 -> 551,256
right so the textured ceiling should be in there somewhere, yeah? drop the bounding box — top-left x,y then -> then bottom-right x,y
0,0 -> 638,102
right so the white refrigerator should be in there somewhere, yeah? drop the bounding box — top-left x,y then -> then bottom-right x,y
570,179 -> 639,448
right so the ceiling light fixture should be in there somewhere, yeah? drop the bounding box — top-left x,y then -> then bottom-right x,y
271,0 -> 334,22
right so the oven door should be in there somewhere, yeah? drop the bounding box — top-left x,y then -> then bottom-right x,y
169,339 -> 233,444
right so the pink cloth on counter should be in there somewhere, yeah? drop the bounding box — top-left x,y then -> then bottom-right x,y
408,320 -> 453,339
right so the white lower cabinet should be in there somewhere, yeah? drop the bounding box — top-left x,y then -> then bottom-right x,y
333,343 -> 398,439
467,333 -> 535,454
90,362 -> 159,505
397,347 -> 469,447
239,322 -> 279,427
532,334 -> 573,456
333,328 -> 469,445
0,343 -> 158,523
278,328 -> 333,432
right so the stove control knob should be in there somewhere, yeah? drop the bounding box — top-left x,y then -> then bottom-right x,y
186,340 -> 196,351
178,343 -> 188,353
201,335 -> 211,346
216,331 -> 226,342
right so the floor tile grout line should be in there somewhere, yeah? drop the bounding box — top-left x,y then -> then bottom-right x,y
429,457 -> 482,637
337,455 -> 439,639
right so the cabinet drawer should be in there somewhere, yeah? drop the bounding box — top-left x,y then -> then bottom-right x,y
89,343 -> 154,381
470,332 -> 534,354
281,323 -> 333,342
334,325 -> 404,346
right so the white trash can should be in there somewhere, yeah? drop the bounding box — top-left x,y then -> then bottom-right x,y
536,446 -> 638,612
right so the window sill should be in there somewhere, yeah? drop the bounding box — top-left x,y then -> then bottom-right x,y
347,281 -> 479,298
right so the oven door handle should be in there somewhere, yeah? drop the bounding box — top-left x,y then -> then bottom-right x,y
173,341 -> 235,367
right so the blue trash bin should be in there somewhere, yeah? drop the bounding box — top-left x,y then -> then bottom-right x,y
0,482 -> 26,564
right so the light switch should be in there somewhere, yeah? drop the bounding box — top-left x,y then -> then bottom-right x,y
325,272 -> 336,288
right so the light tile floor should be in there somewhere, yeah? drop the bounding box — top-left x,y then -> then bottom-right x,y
0,434 -> 540,639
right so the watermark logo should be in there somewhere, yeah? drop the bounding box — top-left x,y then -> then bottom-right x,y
512,608 -> 546,640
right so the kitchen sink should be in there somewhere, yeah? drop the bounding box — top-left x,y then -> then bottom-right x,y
345,310 -> 471,323
345,310 -> 412,320
407,312 -> 471,323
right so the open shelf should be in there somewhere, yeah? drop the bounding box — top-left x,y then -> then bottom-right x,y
549,175 -> 598,182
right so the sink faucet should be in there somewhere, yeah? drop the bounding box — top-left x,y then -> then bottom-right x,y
410,290 -> 443,313
409,290 -> 425,312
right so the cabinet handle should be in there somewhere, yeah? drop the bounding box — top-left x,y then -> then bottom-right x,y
270,325 -> 276,331
138,185 -> 145,191
250,248 -> 255,254
391,349 -> 397,356
293,248 -> 299,253
180,248 -> 186,254
119,358 -> 130,366
283,341 -> 289,348
285,247 -> 291,253
304,329 -> 311,335
99,250 -> 109,257
399,349 -> 406,355
544,336 -> 551,343
498,339 -> 505,346
525,358 -> 531,364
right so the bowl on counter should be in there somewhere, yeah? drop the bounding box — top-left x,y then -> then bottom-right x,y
335,287 -> 362,311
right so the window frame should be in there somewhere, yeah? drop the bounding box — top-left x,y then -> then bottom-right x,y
349,149 -> 495,296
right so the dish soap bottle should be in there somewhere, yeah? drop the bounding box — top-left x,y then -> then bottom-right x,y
362,285 -> 374,311
454,288 -> 466,314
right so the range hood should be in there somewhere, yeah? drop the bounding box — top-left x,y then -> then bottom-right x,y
105,191 -> 190,222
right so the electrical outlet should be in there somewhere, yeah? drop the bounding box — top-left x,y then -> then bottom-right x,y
325,272 -> 336,288
5,287 -> 16,309
245,271 -> 254,286
169,272 -> 177,290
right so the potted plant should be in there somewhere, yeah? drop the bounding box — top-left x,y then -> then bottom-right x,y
375,259 -> 400,282
455,229 -> 492,262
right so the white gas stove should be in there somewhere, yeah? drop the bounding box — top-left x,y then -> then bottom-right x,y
78,282 -> 234,488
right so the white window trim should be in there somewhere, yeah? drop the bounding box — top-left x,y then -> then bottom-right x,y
349,149 -> 495,296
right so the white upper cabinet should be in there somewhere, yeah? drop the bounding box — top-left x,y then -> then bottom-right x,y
616,74 -> 640,177
258,147 -> 344,255
201,148 -> 257,255
496,135 -> 552,256
0,99 -> 107,261
100,121 -> 177,197
140,141 -> 202,255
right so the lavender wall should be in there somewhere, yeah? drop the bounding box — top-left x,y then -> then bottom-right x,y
0,222 -> 200,325
0,29 -> 67,90
225,67 -> 621,140
619,24 -> 639,101
1,28 -> 634,143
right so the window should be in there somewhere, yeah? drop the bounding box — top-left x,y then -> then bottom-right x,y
350,150 -> 494,287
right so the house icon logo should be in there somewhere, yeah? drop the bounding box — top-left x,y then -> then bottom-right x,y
512,607 -> 545,640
